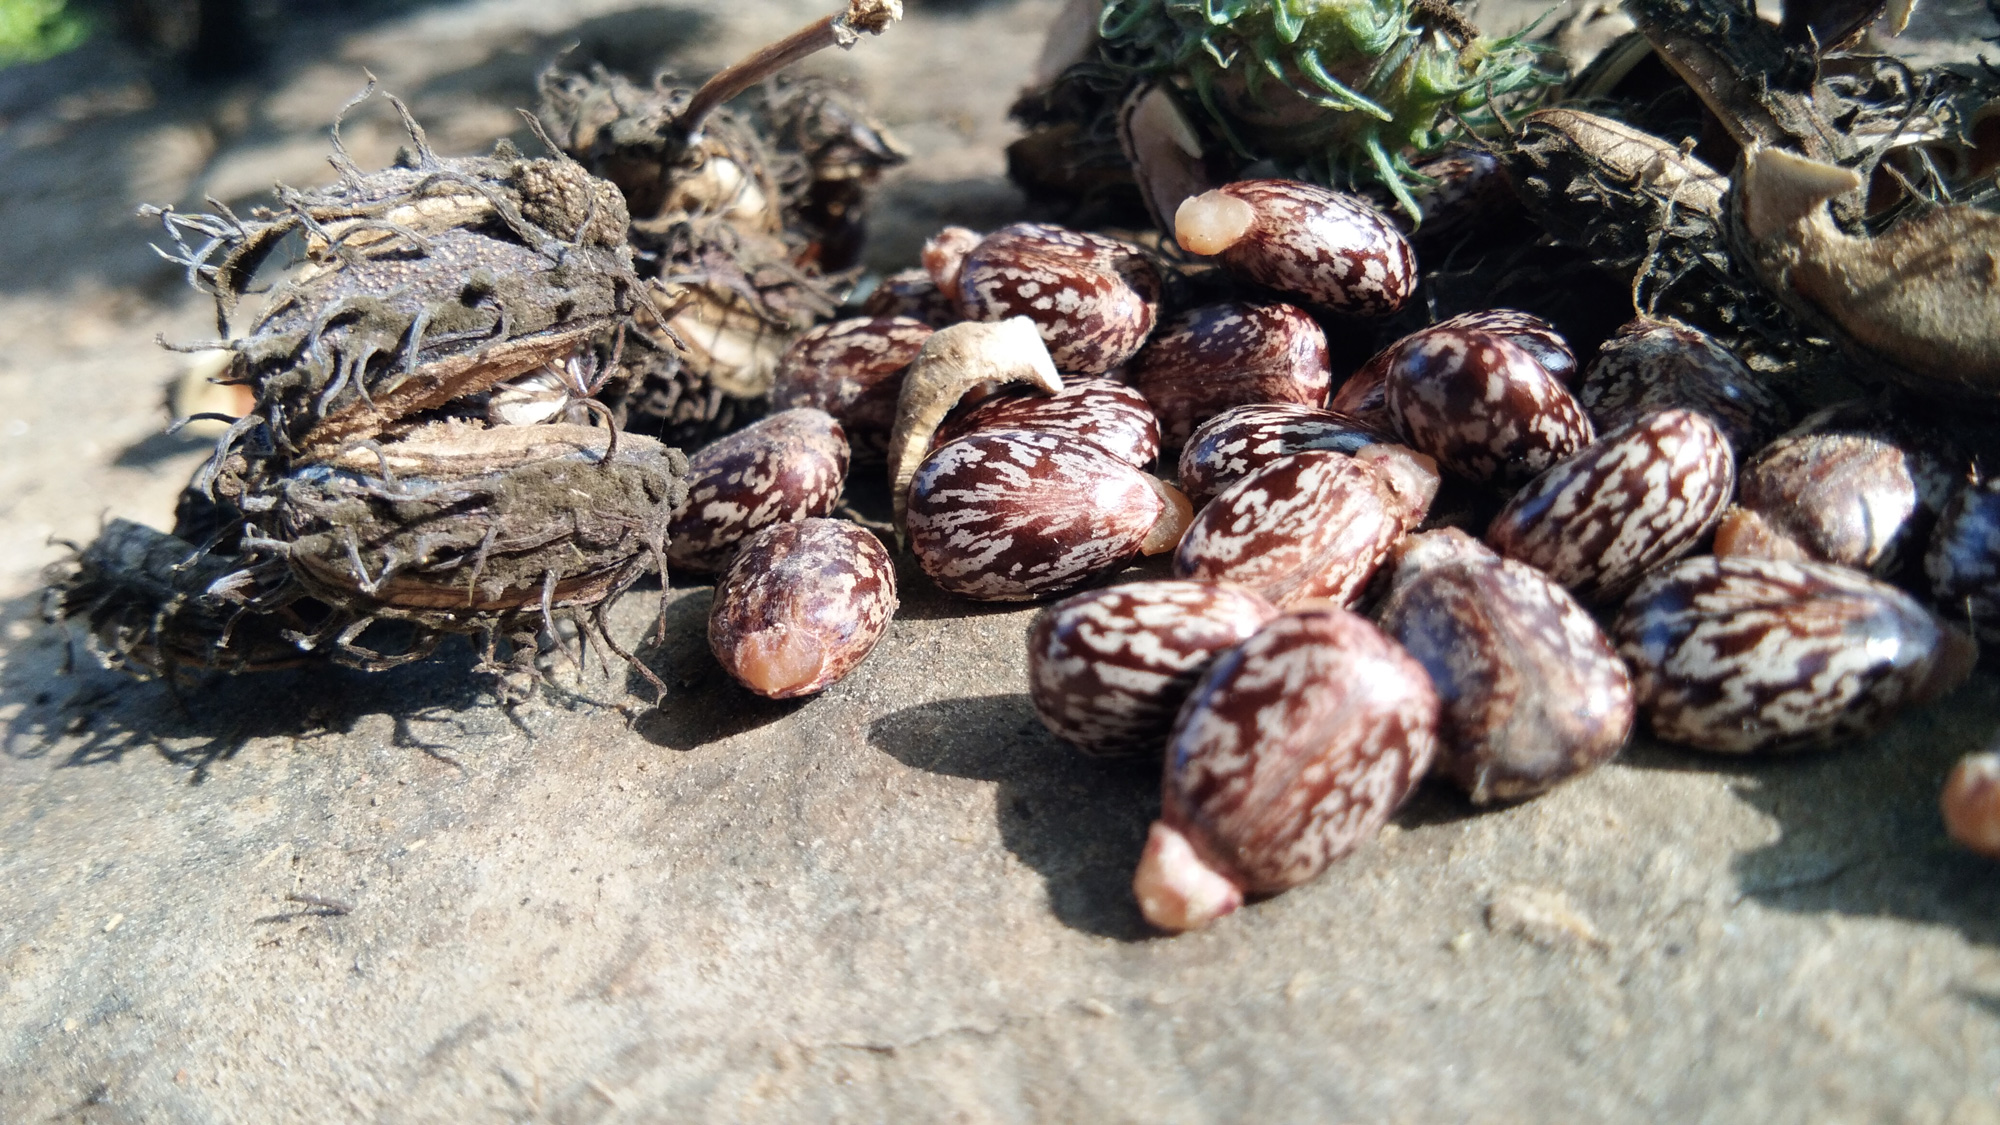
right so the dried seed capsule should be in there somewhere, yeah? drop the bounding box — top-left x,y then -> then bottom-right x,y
1578,316 -> 1789,454
1135,606 -> 1440,932
859,267 -> 959,326
1173,179 -> 1416,316
1335,309 -> 1574,430
1385,323 -> 1595,489
907,429 -> 1190,601
933,377 -> 1161,468
1942,750 -> 2000,859
1613,555 -> 1977,753
1173,447 -> 1435,609
1926,477 -> 2000,640
1378,529 -> 1634,803
1714,401 -> 1960,579
668,408 -> 849,574
1487,409 -> 1736,604
708,518 -> 898,699
147,126 -> 639,464
955,223 -> 1162,375
771,317 -> 935,462
1027,580 -> 1279,756
270,421 -> 685,627
1128,301 -> 1331,446
1177,403 -> 1392,506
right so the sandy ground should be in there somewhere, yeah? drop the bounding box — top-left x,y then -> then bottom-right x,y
3,1 -> 2000,1120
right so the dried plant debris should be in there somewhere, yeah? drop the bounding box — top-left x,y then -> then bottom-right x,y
146,89 -> 643,476
539,4 -> 907,449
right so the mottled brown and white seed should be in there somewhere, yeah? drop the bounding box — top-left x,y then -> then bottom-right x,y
1486,409 -> 1735,604
771,317 -> 935,461
708,519 -> 898,699
1385,324 -> 1595,488
667,408 -> 850,573
1173,448 -> 1432,608
1942,750 -> 2000,859
932,377 -> 1161,468
1177,403 -> 1392,505
1134,606 -> 1440,931
1578,316 -> 1789,454
1128,301 -> 1331,446
1378,529 -> 1634,803
1335,309 -> 1573,429
1173,179 -> 1415,316
859,268 -> 959,326
955,223 -> 1162,375
1028,580 -> 1279,755
923,225 -> 984,296
907,429 -> 1188,601
1714,400 -> 1960,579
1613,555 -> 1976,753
1926,476 -> 2000,639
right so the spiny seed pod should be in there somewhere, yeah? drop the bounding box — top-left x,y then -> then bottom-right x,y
1135,606 -> 1440,932
1178,403 -> 1392,506
266,420 -> 684,640
1942,750 -> 2000,859
1926,477 -> 2000,640
708,518 -> 897,699
1335,309 -> 1574,428
933,377 -> 1160,468
1377,529 -> 1634,803
668,408 -> 849,574
955,223 -> 1162,375
44,520 -> 313,681
1385,322 -> 1595,489
1128,301 -> 1331,446
1365,149 -> 1517,245
771,316 -> 934,461
1173,446 -> 1436,609
1578,316 -> 1789,454
1028,580 -> 1279,756
1173,180 -> 1415,316
1613,555 -> 1977,753
145,102 -> 639,467
1487,409 -> 1736,605
1713,401 -> 1960,580
906,429 -> 1190,601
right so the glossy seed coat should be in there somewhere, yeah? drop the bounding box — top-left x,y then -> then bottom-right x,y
1614,555 -> 1976,753
1175,180 -> 1415,316
667,408 -> 850,573
1028,580 -> 1279,755
955,223 -> 1162,375
1177,403 -> 1391,506
1378,529 -> 1634,802
771,317 -> 935,461
1926,476 -> 2000,640
933,377 -> 1161,468
709,519 -> 898,699
1129,301 -> 1331,446
1385,324 -> 1595,489
1135,606 -> 1440,931
1487,409 -> 1735,604
1578,316 -> 1789,454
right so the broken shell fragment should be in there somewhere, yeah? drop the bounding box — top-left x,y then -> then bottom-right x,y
709,518 -> 898,699
668,408 -> 850,574
1138,606 -> 1440,932
1027,580 -> 1278,755
1734,145 -> 2000,400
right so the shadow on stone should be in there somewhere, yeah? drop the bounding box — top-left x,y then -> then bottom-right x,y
868,692 -> 1162,941
1724,672 -> 2000,948
625,582 -> 803,750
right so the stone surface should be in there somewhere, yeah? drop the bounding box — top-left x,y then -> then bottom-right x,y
3,1 -> 2000,1120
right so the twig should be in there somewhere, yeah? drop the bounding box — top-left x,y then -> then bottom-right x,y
676,1 -> 903,141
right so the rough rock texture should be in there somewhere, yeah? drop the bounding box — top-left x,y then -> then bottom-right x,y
4,1 -> 2000,1121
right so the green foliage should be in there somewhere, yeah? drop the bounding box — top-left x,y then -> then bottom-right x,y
0,0 -> 90,64
1098,0 -> 1562,216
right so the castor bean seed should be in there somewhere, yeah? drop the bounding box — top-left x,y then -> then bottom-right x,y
1128,301 -> 1331,446
771,316 -> 935,462
1385,322 -> 1595,489
667,408 -> 850,573
933,376 -> 1160,468
1942,750 -> 2000,859
1177,403 -> 1392,506
708,518 -> 898,699
1487,409 -> 1735,604
1613,555 -> 1977,753
1926,476 -> 2000,640
955,222 -> 1162,375
1578,316 -> 1789,454
1173,179 -> 1415,316
1027,580 -> 1278,756
1135,606 -> 1440,932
